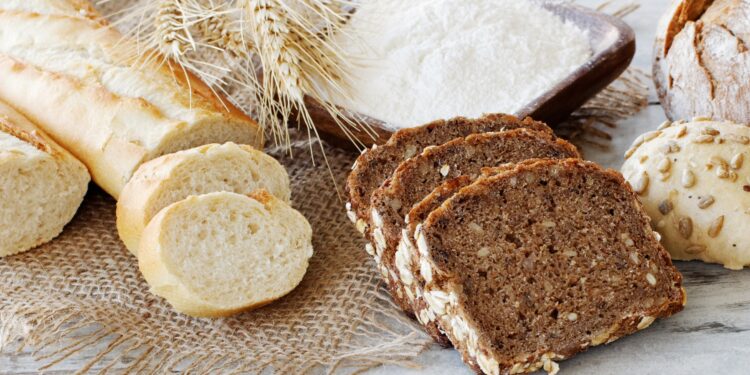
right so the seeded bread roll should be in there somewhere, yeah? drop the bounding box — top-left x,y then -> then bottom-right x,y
0,99 -> 89,256
371,129 -> 579,321
346,114 -> 551,235
653,0 -> 750,122
417,159 -> 685,375
138,191 -> 313,318
117,143 -> 290,255
622,119 -> 750,269
0,7 -> 263,198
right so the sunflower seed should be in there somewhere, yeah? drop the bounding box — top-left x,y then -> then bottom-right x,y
693,134 -> 715,143
643,130 -> 662,142
657,120 -> 673,130
658,200 -> 673,215
567,312 -> 578,322
731,153 -> 744,170
632,172 -> 649,195
726,133 -> 750,144
698,195 -> 715,209
404,144 -> 418,159
693,116 -> 713,122
624,147 -> 637,159
708,215 -> 725,238
681,170 -> 696,188
659,140 -> 681,154
658,172 -> 671,181
439,164 -> 450,177
685,244 -> 707,254
678,217 -> 693,239
646,273 -> 657,286
701,126 -> 720,136
657,158 -> 671,173
675,126 -> 688,138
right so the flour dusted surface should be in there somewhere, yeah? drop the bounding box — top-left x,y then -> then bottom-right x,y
332,0 -> 591,129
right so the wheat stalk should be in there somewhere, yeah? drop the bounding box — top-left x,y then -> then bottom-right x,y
115,0 -> 368,151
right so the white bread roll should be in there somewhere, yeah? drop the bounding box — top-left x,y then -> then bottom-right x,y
138,191 -> 313,318
0,99 -> 89,257
117,143 -> 291,255
622,119 -> 750,269
0,6 -> 263,198
653,0 -> 750,123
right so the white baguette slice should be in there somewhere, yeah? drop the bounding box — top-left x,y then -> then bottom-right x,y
0,99 -> 89,257
138,191 -> 313,318
117,143 -> 291,255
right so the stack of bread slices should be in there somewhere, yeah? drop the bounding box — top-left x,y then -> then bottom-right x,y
346,114 -> 687,375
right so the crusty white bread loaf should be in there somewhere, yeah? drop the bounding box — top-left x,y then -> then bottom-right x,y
117,143 -> 291,255
0,5 -> 263,198
138,191 -> 313,318
653,0 -> 750,122
622,119 -> 750,269
0,99 -> 89,257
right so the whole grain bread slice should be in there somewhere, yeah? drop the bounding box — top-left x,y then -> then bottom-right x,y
416,159 -> 685,375
400,162 -> 562,345
345,114 -> 551,235
370,129 -> 579,319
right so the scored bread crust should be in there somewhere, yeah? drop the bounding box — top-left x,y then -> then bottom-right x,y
622,119 -> 750,269
371,129 -> 579,319
653,0 -> 750,122
0,7 -> 263,198
116,142 -> 290,255
345,114 -> 552,236
138,191 -> 312,318
0,99 -> 89,256
416,159 -> 686,375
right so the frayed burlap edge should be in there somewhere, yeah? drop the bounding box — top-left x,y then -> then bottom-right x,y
1,303 -> 431,374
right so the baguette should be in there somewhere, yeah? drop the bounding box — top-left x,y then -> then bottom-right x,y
117,143 -> 290,255
0,99 -> 89,256
0,6 -> 263,198
138,191 -> 313,318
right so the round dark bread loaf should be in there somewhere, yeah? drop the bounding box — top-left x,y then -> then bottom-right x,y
345,114 -> 551,235
416,159 -> 686,375
370,129 -> 580,324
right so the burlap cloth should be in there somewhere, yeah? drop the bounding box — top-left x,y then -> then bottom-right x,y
0,1 -> 647,373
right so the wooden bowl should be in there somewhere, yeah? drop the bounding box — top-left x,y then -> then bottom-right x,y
307,3 -> 636,150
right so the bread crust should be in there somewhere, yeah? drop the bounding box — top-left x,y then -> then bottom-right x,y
0,99 -> 89,256
417,159 -> 685,375
346,114 -> 551,236
116,142 -> 290,255
653,0 -> 750,122
622,119 -> 750,269
0,8 -> 263,198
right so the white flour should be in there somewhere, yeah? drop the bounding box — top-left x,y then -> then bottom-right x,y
330,0 -> 592,129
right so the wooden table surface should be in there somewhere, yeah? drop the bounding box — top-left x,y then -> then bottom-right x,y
3,1 -> 750,374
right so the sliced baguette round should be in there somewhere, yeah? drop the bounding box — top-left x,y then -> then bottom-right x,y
138,191 -> 313,318
117,142 -> 290,255
0,99 -> 89,257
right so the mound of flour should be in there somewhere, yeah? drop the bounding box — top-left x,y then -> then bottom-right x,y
330,0 -> 592,129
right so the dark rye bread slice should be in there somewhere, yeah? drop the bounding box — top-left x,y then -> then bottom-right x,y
370,130 -> 580,317
416,159 -> 686,375
345,114 -> 551,234
398,176 -> 473,344
400,162 -> 559,345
